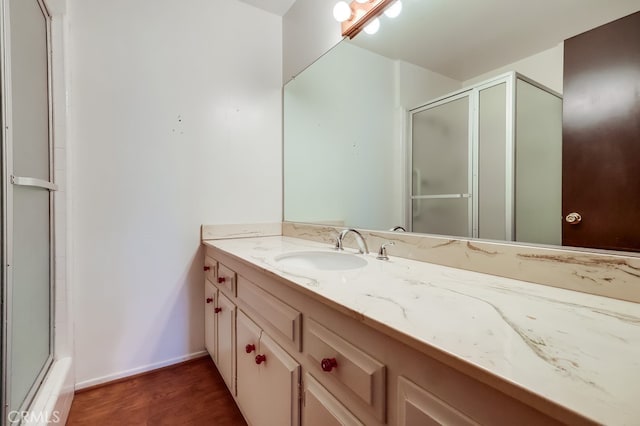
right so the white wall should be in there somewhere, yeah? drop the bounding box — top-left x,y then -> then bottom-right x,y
395,60 -> 461,109
283,0 -> 341,84
284,42 -> 461,230
285,42 -> 397,229
68,0 -> 282,387
464,44 -> 564,94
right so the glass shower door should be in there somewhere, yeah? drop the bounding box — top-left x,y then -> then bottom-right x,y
3,0 -> 55,417
410,93 -> 472,237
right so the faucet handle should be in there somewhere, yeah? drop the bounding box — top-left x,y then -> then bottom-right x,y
389,226 -> 406,232
377,241 -> 395,260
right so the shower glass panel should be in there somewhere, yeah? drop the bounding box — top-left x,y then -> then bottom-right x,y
515,78 -> 562,245
477,83 -> 507,241
4,0 -> 54,415
10,187 -> 51,413
413,198 -> 469,237
411,94 -> 471,236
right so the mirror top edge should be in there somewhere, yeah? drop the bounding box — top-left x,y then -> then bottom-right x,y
284,36 -> 348,87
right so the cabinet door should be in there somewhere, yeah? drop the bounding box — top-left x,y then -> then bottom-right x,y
204,282 -> 218,362
217,292 -> 236,395
302,373 -> 363,426
397,376 -> 478,426
256,332 -> 301,426
236,310 -> 301,426
236,311 -> 265,425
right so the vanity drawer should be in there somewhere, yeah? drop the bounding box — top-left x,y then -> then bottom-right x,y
204,256 -> 218,284
305,318 -> 386,422
237,276 -> 302,351
217,262 -> 236,296
303,372 -> 364,426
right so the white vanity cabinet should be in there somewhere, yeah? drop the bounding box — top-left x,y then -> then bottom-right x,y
203,245 -> 568,426
237,310 -> 301,426
205,256 -> 303,425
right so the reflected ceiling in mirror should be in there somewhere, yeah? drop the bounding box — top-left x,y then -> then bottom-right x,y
350,0 -> 640,81
283,0 -> 640,253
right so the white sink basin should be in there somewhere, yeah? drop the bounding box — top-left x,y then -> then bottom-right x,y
274,251 -> 368,271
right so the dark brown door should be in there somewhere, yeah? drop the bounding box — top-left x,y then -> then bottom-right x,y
562,11 -> 640,252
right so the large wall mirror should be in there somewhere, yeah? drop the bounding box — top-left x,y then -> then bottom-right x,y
284,0 -> 640,254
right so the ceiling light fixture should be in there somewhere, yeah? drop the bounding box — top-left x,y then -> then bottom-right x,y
333,1 -> 353,22
384,0 -> 402,18
332,0 -> 400,39
364,17 -> 380,35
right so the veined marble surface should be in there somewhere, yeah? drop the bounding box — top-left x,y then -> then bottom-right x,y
205,236 -> 640,425
283,222 -> 640,304
201,222 -> 282,240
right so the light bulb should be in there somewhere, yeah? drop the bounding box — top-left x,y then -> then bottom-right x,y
384,0 -> 402,18
333,1 -> 352,22
364,17 -> 380,34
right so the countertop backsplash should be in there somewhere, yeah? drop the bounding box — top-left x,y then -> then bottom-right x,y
281,222 -> 640,304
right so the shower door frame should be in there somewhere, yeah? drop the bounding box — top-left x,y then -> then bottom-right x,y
1,0 -> 56,421
407,72 -> 516,240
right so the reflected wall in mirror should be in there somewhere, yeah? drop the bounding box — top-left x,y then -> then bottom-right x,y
284,0 -> 640,253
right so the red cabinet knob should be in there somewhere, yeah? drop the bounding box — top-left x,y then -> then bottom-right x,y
203,266 -> 210,271
206,297 -> 213,304
245,344 -> 256,354
217,277 -> 226,284
321,358 -> 338,372
214,307 -> 222,313
255,354 -> 266,365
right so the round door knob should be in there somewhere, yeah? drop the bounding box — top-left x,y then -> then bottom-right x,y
214,307 -> 222,313
321,358 -> 338,372
203,266 -> 210,271
245,344 -> 256,354
217,277 -> 226,284
206,297 -> 213,304
565,212 -> 582,225
255,354 -> 266,365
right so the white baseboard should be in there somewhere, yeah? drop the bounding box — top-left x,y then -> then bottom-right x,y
74,351 -> 208,391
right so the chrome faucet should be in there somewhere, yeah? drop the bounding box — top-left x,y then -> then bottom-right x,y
377,241 -> 395,260
335,228 -> 369,254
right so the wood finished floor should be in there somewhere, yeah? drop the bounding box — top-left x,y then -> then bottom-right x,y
67,356 -> 247,426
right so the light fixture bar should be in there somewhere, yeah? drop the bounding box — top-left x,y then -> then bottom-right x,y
341,0 -> 396,39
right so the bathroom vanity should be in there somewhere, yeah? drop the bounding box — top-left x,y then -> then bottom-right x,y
201,231 -> 640,426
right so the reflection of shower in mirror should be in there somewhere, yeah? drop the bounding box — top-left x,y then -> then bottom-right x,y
409,72 -> 562,245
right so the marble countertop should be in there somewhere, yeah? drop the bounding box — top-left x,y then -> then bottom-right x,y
204,236 -> 640,425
